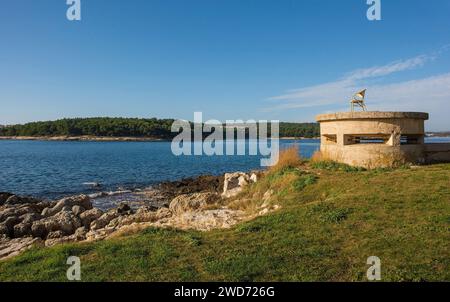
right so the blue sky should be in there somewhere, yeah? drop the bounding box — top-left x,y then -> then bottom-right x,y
0,0 -> 449,130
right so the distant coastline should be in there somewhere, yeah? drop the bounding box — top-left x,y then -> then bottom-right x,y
0,135 -> 319,142
0,135 -> 167,142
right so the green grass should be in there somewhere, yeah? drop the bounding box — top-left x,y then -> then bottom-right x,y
0,164 -> 449,281
310,160 -> 366,172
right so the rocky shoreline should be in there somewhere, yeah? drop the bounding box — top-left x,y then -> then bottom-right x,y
0,171 -> 276,260
0,136 -> 168,142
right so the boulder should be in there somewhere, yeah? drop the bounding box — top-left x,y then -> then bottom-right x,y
32,211 -> 82,238
4,195 -> 41,206
116,203 -> 132,215
31,221 -> 47,238
36,201 -> 52,212
13,222 -> 32,238
222,172 -> 256,198
0,206 -> 36,224
0,192 -> 14,205
44,211 -> 82,235
71,205 -> 85,216
115,207 -> 157,227
169,192 -> 218,215
41,195 -> 92,217
19,213 -> 42,224
0,223 -> 9,236
61,206 -> 72,212
79,208 -> 103,228
73,227 -> 87,241
41,207 -> 52,217
90,210 -> 120,231
3,216 -> 20,236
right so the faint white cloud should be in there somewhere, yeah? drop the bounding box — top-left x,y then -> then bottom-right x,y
368,73 -> 450,110
264,53 -> 447,113
345,55 -> 431,81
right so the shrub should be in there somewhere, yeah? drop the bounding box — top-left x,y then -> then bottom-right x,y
269,145 -> 302,174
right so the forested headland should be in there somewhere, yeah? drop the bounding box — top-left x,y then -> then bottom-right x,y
0,118 -> 320,139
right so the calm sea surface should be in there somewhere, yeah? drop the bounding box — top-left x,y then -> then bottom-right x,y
1,137 -> 448,201
0,139 -> 319,199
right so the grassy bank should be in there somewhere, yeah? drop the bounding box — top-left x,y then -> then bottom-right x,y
0,160 -> 449,281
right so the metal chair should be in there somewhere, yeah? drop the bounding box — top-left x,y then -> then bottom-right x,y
350,89 -> 367,112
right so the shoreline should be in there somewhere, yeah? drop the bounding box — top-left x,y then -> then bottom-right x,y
0,135 -> 169,142
2,135 -> 449,142
0,170 -> 264,260
0,135 -> 319,142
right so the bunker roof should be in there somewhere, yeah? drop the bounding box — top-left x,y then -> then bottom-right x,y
316,111 -> 429,122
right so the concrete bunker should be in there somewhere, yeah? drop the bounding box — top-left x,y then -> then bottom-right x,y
315,111 -> 450,168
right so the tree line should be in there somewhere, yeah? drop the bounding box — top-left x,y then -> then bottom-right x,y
0,118 -> 319,139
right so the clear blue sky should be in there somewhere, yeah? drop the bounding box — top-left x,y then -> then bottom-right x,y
1,0 -> 449,130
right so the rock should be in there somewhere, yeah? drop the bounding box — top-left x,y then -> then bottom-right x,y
3,216 -> 20,236
0,192 -> 14,205
73,227 -> 87,241
19,213 -> 42,224
71,205 -> 85,216
114,207 -> 158,228
31,221 -> 47,238
135,206 -> 156,215
32,211 -> 82,238
0,237 -> 43,260
116,203 -> 132,215
158,175 -> 224,197
90,210 -> 120,231
69,194 -> 93,210
4,195 -> 40,206
156,207 -> 172,220
44,211 -> 82,235
41,195 -> 92,217
250,173 -> 258,183
45,236 -> 75,247
258,204 -> 281,216
85,227 -> 115,242
41,207 -> 51,217
0,223 -> 9,236
46,230 -> 64,239
62,206 -> 72,212
169,193 -> 218,215
5,195 -> 20,205
238,175 -> 249,187
258,208 -> 270,216
222,172 -> 251,198
36,201 -> 52,212
79,208 -> 103,228
261,190 -> 274,208
13,222 -> 32,238
154,208 -> 245,231
0,206 -> 36,223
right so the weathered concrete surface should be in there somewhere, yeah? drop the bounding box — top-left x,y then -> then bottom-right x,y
315,111 -> 449,168
316,111 -> 429,122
